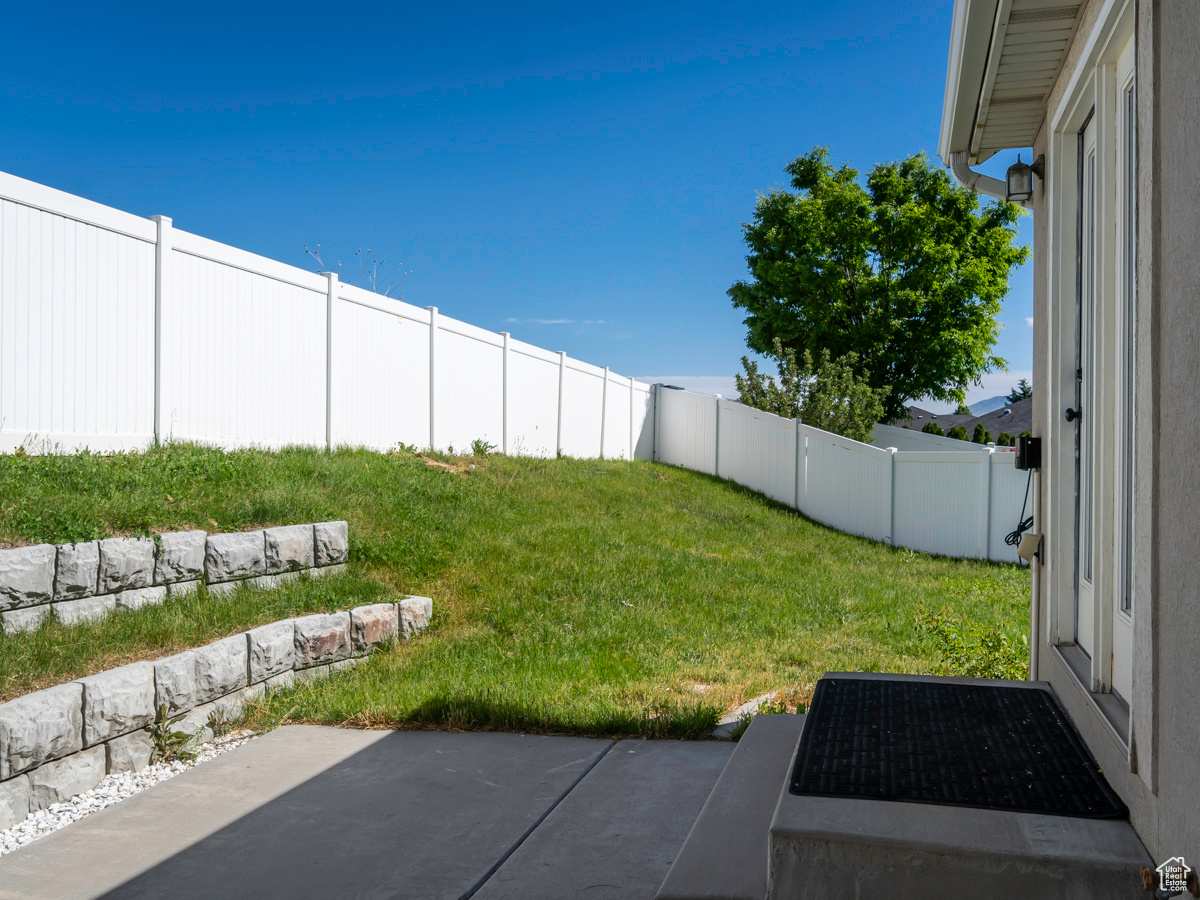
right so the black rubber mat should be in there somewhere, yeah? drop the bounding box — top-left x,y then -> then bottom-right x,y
789,677 -> 1128,818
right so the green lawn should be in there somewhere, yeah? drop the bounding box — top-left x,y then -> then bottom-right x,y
0,444 -> 1029,737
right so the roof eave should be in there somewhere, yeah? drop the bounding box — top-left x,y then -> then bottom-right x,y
938,0 -> 1000,165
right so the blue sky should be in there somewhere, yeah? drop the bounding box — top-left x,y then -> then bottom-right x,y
1,1 -> 1031,408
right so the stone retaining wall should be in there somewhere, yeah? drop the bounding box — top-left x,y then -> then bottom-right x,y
0,595 -> 432,829
0,521 -> 350,635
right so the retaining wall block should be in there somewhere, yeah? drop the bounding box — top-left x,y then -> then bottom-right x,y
205,531 -> 266,583
0,774 -> 30,830
105,730 -> 154,775
54,541 -> 99,601
293,612 -> 352,667
1,605 -> 51,636
178,690 -> 246,744
154,650 -> 197,714
398,596 -> 433,638
308,563 -> 346,579
351,603 -> 398,652
114,586 -> 167,612
206,581 -> 240,598
0,683 -> 84,779
78,662 -> 155,747
313,521 -> 349,567
247,621 -> 295,683
250,572 -> 299,590
53,595 -> 117,626
246,669 -> 295,700
154,531 -> 207,585
264,525 -> 315,574
27,746 -> 105,811
192,635 -> 248,705
0,544 -> 56,611
97,537 -> 155,594
166,580 -> 200,598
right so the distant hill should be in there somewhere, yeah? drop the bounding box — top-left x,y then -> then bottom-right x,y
970,395 -> 1010,415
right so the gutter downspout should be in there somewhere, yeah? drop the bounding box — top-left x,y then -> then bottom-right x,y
947,151 -> 1008,202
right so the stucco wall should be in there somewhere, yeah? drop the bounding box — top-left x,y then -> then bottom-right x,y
1140,0 -> 1200,863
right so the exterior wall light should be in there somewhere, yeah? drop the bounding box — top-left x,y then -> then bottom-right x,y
1005,153 -> 1045,203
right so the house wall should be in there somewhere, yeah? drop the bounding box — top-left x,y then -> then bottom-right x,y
1030,0 -> 1200,863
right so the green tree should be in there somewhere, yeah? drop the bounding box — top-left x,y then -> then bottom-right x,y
947,425 -> 970,442
954,402 -> 973,416
972,424 -> 993,444
736,339 -> 889,443
997,431 -> 1014,446
1006,378 -> 1033,403
728,148 -> 1028,421
922,421 -> 945,436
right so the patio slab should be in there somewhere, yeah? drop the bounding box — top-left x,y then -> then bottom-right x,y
474,737 -> 733,900
0,726 -> 612,899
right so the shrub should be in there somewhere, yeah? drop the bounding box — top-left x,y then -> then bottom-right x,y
947,425 -> 970,441
736,339 -> 890,443
971,424 -> 993,444
917,608 -> 1027,680
997,431 -> 1014,446
921,421 -> 945,437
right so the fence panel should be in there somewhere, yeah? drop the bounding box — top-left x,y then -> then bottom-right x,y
988,451 -> 1027,562
800,425 -> 891,542
892,450 -> 989,557
0,195 -> 156,452
718,400 -> 796,505
506,341 -> 559,457
602,372 -> 632,459
632,383 -> 654,460
559,361 -> 604,458
655,388 -> 716,474
163,233 -> 327,448
332,286 -> 431,451
434,317 -> 503,454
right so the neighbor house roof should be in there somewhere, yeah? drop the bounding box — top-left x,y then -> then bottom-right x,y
939,0 -> 1084,165
898,398 -> 1033,438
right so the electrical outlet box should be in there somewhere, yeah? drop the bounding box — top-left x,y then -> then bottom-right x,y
1018,532 -> 1042,563
1016,434 -> 1042,470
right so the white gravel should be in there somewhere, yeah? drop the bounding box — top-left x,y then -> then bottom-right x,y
0,729 -> 257,857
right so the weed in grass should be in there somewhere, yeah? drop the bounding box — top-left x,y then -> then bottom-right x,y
470,438 -> 497,457
917,607 -> 1028,680
147,704 -> 197,763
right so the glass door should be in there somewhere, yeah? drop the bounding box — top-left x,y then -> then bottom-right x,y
1075,112 -> 1097,659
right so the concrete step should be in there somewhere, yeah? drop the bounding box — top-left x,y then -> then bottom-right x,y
657,714 -> 806,900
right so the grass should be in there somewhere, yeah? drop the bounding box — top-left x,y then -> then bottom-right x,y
0,443 -> 1029,738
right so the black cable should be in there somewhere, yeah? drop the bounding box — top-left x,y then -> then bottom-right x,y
1005,468 -> 1035,552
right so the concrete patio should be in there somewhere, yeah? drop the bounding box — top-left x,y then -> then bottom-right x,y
0,725 -> 734,899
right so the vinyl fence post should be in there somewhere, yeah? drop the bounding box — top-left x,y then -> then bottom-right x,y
600,366 -> 609,459
426,306 -> 438,452
149,215 -> 173,444
501,332 -> 510,456
652,384 -> 660,462
556,351 -> 566,457
886,447 -> 898,545
628,376 -> 635,460
794,419 -> 802,510
714,394 -> 722,478
324,272 -> 339,451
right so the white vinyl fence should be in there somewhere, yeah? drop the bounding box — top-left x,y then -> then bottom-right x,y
655,388 -> 1029,562
0,170 -> 653,458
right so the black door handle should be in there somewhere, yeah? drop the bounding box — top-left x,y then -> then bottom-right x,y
1065,407 -> 1081,423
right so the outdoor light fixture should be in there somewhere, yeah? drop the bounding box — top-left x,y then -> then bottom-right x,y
1005,153 -> 1045,203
